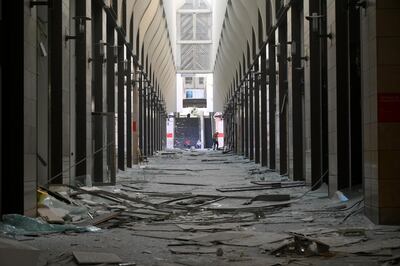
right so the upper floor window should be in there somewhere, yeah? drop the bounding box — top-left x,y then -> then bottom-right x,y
185,77 -> 193,85
198,77 -> 204,85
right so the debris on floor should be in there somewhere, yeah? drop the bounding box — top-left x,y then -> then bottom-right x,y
0,214 -> 100,237
243,194 -> 291,205
270,234 -> 330,257
37,207 -> 65,224
2,150 -> 400,265
216,181 -> 305,192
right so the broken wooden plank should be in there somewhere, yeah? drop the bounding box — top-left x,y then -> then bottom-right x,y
75,212 -> 121,227
120,188 -> 191,198
39,186 -> 72,205
144,167 -> 204,172
160,152 -> 177,155
189,197 -> 227,210
201,159 -> 227,162
157,195 -> 199,206
127,224 -> 182,232
175,222 -> 256,232
156,182 -> 209,187
217,182 -> 305,192
121,184 -> 143,190
206,200 -> 296,212
168,241 -> 214,247
131,231 -> 206,241
67,185 -> 123,203
76,187 -> 160,208
243,194 -> 291,205
251,181 -> 306,186
123,209 -> 170,216
72,251 -> 122,264
194,194 -> 253,199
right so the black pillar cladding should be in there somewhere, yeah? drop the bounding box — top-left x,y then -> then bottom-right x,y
117,35 -> 125,170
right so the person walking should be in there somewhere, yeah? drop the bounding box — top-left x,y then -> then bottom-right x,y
212,131 -> 219,150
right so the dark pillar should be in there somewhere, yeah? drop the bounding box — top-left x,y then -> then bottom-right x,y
156,90 -> 159,151
49,0 -> 63,184
143,81 -> 148,156
241,84 -> 245,155
234,94 -> 238,154
158,88 -> 163,150
254,61 -> 260,164
75,0 -> 87,178
139,72 -> 143,152
106,12 -> 116,183
146,83 -> 151,155
155,98 -> 159,151
309,0 -> 329,185
249,71 -> 254,161
126,55 -> 132,168
278,19 -> 288,175
291,1 -> 304,180
155,95 -> 158,152
1,0 -> 24,214
150,87 -> 154,155
336,0 -> 350,189
147,84 -> 151,156
244,76 -> 249,158
117,35 -> 125,170
268,37 -> 276,169
260,47 -> 268,166
93,0 -> 104,182
233,93 -> 237,152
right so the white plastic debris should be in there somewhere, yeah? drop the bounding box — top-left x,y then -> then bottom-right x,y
335,191 -> 349,202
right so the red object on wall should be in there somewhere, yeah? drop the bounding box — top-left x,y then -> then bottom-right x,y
378,93 -> 400,123
132,121 -> 137,132
167,133 -> 173,138
218,133 -> 224,138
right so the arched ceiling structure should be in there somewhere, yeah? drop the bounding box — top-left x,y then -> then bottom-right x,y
110,0 -> 276,113
115,0 -> 176,112
213,0 -> 275,112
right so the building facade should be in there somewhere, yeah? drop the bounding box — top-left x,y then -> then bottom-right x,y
0,0 -> 175,216
216,0 -> 400,224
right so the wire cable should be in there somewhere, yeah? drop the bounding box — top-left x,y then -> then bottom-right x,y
295,170 -> 329,199
44,141 -> 115,186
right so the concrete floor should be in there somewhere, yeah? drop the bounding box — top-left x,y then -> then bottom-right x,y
21,150 -> 400,265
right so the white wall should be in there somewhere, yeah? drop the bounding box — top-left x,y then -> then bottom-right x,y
211,0 -> 228,70
163,0 -> 178,65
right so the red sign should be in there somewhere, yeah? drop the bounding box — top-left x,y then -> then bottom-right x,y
378,93 -> 400,123
132,121 -> 137,132
218,133 -> 224,138
167,133 -> 173,138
